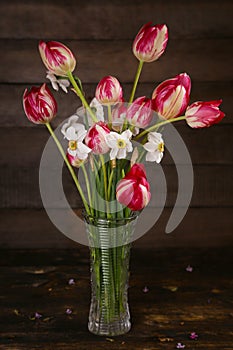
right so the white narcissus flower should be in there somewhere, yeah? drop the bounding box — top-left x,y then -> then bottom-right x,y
61,116 -> 92,160
143,132 -> 164,163
105,129 -> 133,160
46,71 -> 70,93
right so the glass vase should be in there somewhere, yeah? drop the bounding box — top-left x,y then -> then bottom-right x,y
84,213 -> 138,336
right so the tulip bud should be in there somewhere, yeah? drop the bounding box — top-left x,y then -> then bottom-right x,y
85,122 -> 110,154
152,73 -> 191,119
39,40 -> 76,76
185,100 -> 225,128
126,96 -> 153,130
133,22 -> 168,63
66,153 -> 85,168
23,83 -> 57,124
112,103 -> 127,132
116,163 -> 151,211
126,163 -> 147,179
95,76 -> 123,104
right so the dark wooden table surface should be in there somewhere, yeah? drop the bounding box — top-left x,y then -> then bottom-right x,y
0,247 -> 232,350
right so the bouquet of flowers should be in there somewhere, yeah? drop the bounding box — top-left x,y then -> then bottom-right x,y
22,22 -> 224,336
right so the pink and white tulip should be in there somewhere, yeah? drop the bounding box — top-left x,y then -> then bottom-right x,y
185,100 -> 225,128
85,122 -> 110,154
39,41 -> 76,76
152,73 -> 191,119
116,164 -> 151,211
23,83 -> 57,124
133,22 -> 168,63
127,96 -> 153,133
95,76 -> 123,104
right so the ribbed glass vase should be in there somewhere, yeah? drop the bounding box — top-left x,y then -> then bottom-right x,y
84,213 -> 138,336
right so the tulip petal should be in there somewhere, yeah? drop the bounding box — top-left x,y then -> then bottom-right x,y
152,73 -> 191,119
39,40 -> 76,76
116,164 -> 151,211
23,84 -> 57,124
133,22 -> 168,63
95,76 -> 123,104
185,100 -> 225,128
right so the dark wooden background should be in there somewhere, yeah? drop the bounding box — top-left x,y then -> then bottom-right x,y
0,0 -> 232,249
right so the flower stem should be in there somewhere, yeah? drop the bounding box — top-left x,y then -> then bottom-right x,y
134,116 -> 186,140
67,71 -> 98,123
81,163 -> 94,216
45,122 -> 90,215
107,169 -> 114,200
99,155 -> 110,218
129,60 -> 144,103
107,104 -> 112,128
137,149 -> 146,163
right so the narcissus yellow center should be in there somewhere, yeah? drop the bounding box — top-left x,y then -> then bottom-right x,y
158,142 -> 164,152
69,140 -> 77,150
117,139 -> 126,148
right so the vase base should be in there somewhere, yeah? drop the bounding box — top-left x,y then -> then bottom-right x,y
88,319 -> 131,336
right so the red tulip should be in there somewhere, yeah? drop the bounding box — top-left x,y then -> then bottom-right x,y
23,83 -> 57,124
39,40 -> 76,76
152,73 -> 191,119
85,121 -> 110,154
116,164 -> 151,211
133,22 -> 168,63
125,163 -> 147,179
185,100 -> 225,128
95,76 -> 123,104
126,96 -> 153,130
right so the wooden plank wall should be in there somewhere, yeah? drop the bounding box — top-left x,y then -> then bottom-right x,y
0,0 -> 232,248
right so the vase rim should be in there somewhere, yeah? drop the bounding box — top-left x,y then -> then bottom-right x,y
82,210 -> 138,226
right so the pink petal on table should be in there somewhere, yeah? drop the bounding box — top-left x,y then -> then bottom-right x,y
186,265 -> 193,272
68,278 -> 75,285
189,332 -> 198,340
